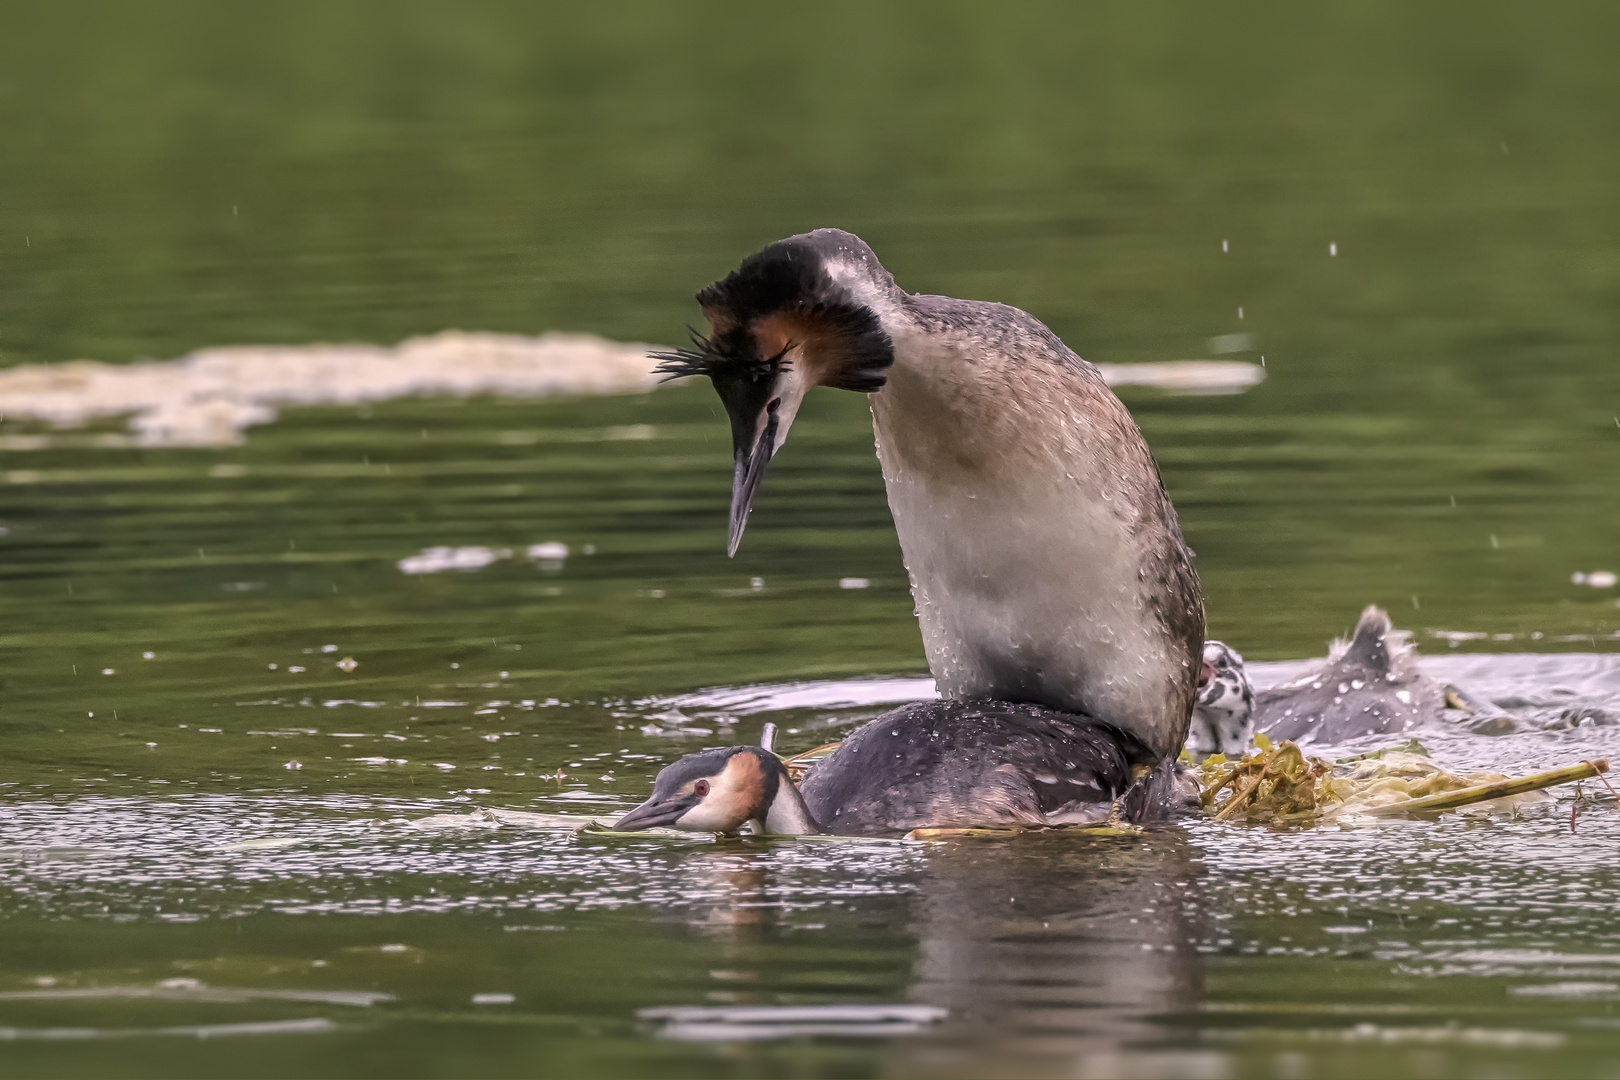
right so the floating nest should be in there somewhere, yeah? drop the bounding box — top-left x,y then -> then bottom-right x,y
783,732 -> 1611,834
1198,735 -> 1611,825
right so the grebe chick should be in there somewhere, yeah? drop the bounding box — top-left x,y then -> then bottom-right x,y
1255,606 -> 1453,745
616,701 -> 1189,838
655,229 -> 1203,764
1184,640 -> 1254,759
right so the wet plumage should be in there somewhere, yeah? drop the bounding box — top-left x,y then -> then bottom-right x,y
633,228 -> 1207,836
798,700 -> 1187,835
660,228 -> 1204,763
616,701 -> 1190,838
1255,606 -> 1454,745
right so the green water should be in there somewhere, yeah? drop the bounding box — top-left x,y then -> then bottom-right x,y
3,4 -> 1620,1077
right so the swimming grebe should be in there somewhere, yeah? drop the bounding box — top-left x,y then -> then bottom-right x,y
1174,606 -> 1474,752
655,229 -> 1204,763
614,701 -> 1186,836
1184,640 -> 1255,759
1254,605 -> 1457,745
611,745 -> 820,834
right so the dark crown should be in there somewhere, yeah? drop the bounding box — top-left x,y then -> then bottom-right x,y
652,232 -> 896,393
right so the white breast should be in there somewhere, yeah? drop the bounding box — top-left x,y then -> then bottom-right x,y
869,324 -> 1184,752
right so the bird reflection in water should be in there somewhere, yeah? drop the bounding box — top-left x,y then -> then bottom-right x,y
644,832 -> 1212,1070
891,830 -> 1212,1075
667,850 -> 774,946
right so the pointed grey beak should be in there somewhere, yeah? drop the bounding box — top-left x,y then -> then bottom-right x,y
728,409 -> 780,557
612,793 -> 697,832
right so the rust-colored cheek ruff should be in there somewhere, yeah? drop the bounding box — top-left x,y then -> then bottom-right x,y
653,234 -> 894,394
722,749 -> 771,822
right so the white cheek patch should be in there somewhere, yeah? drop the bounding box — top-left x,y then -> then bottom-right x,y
672,757 -> 757,832
676,796 -> 742,832
767,367 -> 811,456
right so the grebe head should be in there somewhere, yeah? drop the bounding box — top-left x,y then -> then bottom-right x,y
613,745 -> 819,835
653,229 -> 897,555
1185,640 -> 1254,759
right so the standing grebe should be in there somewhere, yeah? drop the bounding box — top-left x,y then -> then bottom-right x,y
655,229 -> 1204,762
614,701 -> 1186,837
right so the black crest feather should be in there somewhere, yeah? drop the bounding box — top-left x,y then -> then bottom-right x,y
649,231 -> 896,393
650,329 -> 791,383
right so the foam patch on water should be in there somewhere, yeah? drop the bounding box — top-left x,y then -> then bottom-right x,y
397,546 -> 512,575
0,1018 -> 342,1041
1095,360 -> 1265,395
0,983 -> 391,1007
396,542 -> 572,575
638,1003 -> 947,1042
0,335 -> 1262,448
0,331 -> 659,447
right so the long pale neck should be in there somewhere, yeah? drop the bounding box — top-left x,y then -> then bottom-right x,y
763,776 -> 821,835
863,302 -> 1202,763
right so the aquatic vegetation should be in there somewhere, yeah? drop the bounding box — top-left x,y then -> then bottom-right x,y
1199,735 -> 1610,825
781,741 -> 842,783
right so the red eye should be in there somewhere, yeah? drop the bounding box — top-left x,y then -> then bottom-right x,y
694,779 -> 710,797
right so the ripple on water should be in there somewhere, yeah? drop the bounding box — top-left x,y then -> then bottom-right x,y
5,660 -> 1620,1074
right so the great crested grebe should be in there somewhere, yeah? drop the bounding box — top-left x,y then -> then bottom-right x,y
1254,606 -> 1462,745
654,229 -> 1204,763
611,745 -> 820,835
613,700 -> 1187,837
616,608 -> 1471,834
